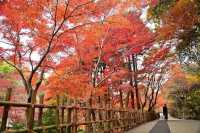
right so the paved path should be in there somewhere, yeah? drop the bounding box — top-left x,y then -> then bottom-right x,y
149,120 -> 170,133
126,119 -> 200,133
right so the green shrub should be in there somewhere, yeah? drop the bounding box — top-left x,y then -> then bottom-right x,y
10,123 -> 25,130
42,108 -> 57,133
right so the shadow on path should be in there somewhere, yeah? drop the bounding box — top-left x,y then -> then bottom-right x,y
149,120 -> 170,133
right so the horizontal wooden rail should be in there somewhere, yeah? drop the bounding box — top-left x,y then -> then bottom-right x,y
0,101 -> 134,111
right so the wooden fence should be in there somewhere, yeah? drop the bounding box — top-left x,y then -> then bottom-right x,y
0,89 -> 157,133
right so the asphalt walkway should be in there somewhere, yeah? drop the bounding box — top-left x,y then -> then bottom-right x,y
149,120 -> 170,133
126,119 -> 200,133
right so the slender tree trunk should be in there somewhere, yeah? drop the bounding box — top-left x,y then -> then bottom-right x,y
125,90 -> 130,108
148,89 -> 155,112
142,76 -> 152,110
152,85 -> 160,109
128,54 -> 137,109
130,90 -> 135,109
142,87 -> 149,110
132,54 -> 140,109
119,90 -> 124,108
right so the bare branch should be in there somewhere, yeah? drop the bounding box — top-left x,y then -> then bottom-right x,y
52,0 -> 70,36
52,0 -> 59,33
28,46 -> 34,71
95,70 -> 116,88
0,40 -> 13,45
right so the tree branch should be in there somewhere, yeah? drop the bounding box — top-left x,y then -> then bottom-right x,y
34,68 -> 45,93
0,56 -> 29,93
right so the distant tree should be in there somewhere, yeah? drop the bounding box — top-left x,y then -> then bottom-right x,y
148,0 -> 200,65
165,64 -> 200,119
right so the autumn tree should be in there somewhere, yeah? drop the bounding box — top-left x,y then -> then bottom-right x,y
0,0 -> 121,104
148,0 -> 200,65
0,0 -> 167,115
45,11 -> 173,113
164,64 -> 200,119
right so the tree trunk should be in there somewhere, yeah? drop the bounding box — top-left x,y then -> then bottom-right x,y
125,90 -> 130,108
130,90 -> 135,109
132,54 -> 140,109
26,88 -> 37,130
119,90 -> 124,108
148,89 -> 155,112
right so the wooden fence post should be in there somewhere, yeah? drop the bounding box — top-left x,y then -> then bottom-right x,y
66,107 -> 72,133
72,107 -> 77,133
27,106 -> 34,132
119,110 -> 122,132
61,96 -> 65,133
27,92 -> 36,133
37,94 -> 44,133
86,98 -> 92,133
38,94 -> 44,126
0,87 -> 12,131
124,111 -> 127,131
98,96 -> 104,131
107,109 -> 111,132
56,95 -> 60,133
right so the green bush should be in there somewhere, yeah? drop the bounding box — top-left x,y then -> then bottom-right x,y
185,89 -> 200,120
42,108 -> 57,133
171,88 -> 200,120
10,123 -> 25,130
78,128 -> 86,133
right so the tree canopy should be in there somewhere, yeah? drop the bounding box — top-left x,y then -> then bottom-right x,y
0,0 -> 199,114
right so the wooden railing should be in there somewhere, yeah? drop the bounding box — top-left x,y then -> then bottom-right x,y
0,89 -> 157,133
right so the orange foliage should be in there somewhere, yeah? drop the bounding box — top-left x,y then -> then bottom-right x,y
0,0 -> 166,109
158,0 -> 199,39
